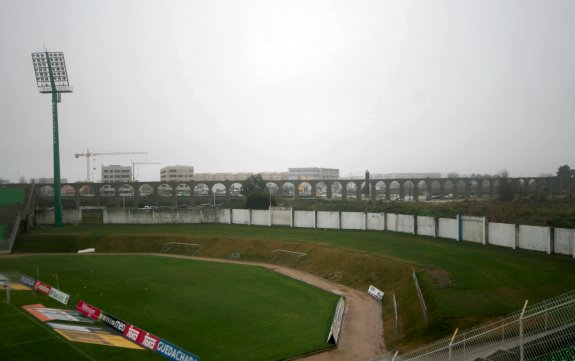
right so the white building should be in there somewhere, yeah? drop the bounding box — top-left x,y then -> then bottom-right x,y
288,167 -> 339,180
101,165 -> 131,183
383,173 -> 442,179
161,165 -> 194,182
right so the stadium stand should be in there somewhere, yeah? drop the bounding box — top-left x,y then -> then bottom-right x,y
0,185 -> 34,253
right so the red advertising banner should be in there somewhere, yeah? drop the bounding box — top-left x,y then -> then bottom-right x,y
34,281 -> 52,296
75,300 -> 102,321
123,324 -> 160,351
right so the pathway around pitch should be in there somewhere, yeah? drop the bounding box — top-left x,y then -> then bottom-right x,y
170,255 -> 387,361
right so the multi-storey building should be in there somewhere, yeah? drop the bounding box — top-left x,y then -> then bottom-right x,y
383,173 -> 442,179
288,167 -> 339,180
101,165 -> 132,183
160,165 -> 195,182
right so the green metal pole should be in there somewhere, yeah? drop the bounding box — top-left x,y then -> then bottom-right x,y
46,51 -> 62,226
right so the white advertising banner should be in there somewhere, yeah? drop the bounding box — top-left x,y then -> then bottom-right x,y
49,287 -> 70,305
368,285 -> 384,300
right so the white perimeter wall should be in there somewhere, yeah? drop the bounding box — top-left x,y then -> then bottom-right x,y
417,216 -> 435,237
367,213 -> 385,231
462,216 -> 485,244
554,228 -> 575,256
232,209 -> 250,225
271,209 -> 292,227
251,210 -> 269,226
438,218 -> 457,240
398,214 -> 415,234
387,213 -> 398,232
317,211 -> 339,229
341,212 -> 364,230
294,211 -> 315,228
518,225 -> 551,254
488,223 -> 515,249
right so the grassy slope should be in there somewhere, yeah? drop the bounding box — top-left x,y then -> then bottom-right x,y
14,224 -> 575,350
0,255 -> 339,361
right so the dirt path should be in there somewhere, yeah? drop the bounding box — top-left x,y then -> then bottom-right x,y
166,255 -> 387,361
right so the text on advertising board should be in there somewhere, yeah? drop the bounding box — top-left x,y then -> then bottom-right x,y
101,313 -> 127,333
156,339 -> 200,361
75,300 -> 102,321
20,274 -> 36,288
34,281 -> 52,296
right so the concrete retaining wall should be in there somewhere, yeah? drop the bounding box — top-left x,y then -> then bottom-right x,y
488,222 -> 516,249
518,225 -> 551,254
294,211 -> 315,228
417,216 -> 436,237
341,212 -> 364,230
317,211 -> 339,229
438,218 -> 457,240
36,209 -> 82,225
555,228 -> 575,256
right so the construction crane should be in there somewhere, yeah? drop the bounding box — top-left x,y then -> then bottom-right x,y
130,160 -> 161,181
74,148 -> 148,182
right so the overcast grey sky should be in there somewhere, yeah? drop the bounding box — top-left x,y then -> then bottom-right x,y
1,0 -> 574,183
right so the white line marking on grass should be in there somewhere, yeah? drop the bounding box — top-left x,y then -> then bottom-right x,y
0,336 -> 58,350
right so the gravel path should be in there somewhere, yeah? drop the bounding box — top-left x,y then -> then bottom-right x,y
175,255 -> 388,361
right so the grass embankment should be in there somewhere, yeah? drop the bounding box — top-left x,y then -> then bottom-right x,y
0,255 -> 339,361
15,224 -> 575,351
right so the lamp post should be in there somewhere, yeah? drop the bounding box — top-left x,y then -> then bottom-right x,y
31,50 -> 73,226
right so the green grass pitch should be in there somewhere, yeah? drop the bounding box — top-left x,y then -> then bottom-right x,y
0,255 -> 340,361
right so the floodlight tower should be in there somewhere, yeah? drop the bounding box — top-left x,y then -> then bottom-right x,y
31,50 -> 73,226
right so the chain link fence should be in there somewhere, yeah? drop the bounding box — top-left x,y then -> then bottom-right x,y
379,290 -> 575,361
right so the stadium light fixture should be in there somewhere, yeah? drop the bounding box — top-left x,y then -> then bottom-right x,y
31,50 -> 73,226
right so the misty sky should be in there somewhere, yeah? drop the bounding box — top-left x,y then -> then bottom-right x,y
1,0 -> 574,183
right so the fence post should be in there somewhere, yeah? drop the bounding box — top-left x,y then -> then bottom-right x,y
448,328 -> 458,361
457,214 -> 462,241
483,217 -> 489,245
383,212 -> 387,231
519,300 -> 529,361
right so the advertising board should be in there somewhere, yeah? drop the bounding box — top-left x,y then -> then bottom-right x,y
34,280 -> 52,296
20,274 -> 36,288
101,312 -> 128,334
368,285 -> 384,300
75,300 -> 102,321
48,287 -> 70,305
156,339 -> 200,361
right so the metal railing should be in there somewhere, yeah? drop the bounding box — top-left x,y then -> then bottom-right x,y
379,290 -> 575,361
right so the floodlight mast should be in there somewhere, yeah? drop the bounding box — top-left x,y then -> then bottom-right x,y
32,50 -> 73,227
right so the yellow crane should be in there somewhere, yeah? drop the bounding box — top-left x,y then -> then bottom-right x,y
74,148 -> 148,182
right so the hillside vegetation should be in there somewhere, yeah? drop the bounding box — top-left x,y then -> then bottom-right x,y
15,223 -> 575,351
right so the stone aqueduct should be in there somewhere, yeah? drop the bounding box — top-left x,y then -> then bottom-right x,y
35,176 -> 570,208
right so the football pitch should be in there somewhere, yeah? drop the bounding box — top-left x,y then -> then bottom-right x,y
0,255 -> 340,361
